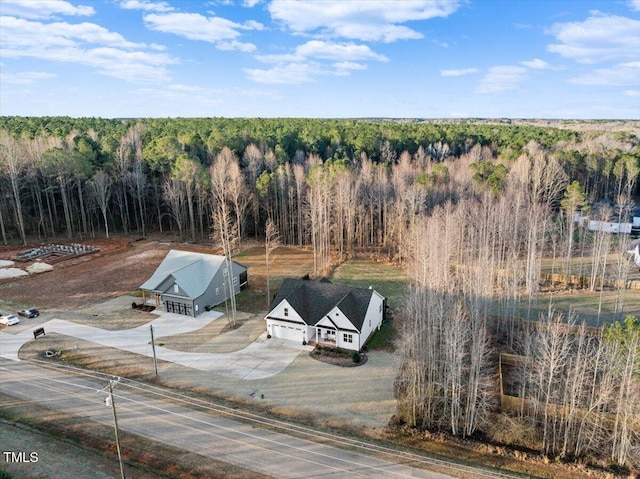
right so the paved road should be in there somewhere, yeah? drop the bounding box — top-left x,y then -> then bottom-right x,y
0,360 -> 456,479
0,311 -> 311,379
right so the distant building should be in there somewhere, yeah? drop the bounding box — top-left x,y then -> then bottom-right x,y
628,239 -> 640,268
265,278 -> 385,351
140,250 -> 247,316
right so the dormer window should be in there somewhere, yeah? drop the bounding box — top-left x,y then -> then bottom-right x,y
284,308 -> 289,317
173,284 -> 179,293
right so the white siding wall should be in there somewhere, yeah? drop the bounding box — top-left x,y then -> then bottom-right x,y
325,307 -> 355,330
265,300 -> 306,342
268,320 -> 305,341
269,299 -> 303,323
359,291 -> 384,349
336,331 -> 360,351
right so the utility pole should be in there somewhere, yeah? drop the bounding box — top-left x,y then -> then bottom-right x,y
100,378 -> 125,479
150,325 -> 158,377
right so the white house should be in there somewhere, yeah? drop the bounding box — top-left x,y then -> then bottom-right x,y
628,239 -> 640,268
140,250 -> 247,316
265,278 -> 385,351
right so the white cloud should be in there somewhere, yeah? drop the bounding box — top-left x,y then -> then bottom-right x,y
521,58 -> 551,70
0,16 -> 176,82
242,0 -> 263,7
257,40 -> 388,63
628,0 -> 640,11
441,67 -> 478,77
547,13 -> 640,64
0,71 -> 56,84
246,55 -> 376,84
250,40 -> 387,84
268,0 -> 460,42
244,62 -> 322,84
0,0 -> 94,20
333,61 -> 367,76
569,61 -> 640,86
476,66 -> 527,93
1,16 -> 146,49
118,0 -> 175,13
624,89 -> 640,97
217,40 -> 256,53
143,12 -> 257,51
241,20 -> 265,31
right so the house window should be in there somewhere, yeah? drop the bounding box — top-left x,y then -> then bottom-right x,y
379,304 -> 382,313
343,333 -> 353,343
223,268 -> 228,276
233,276 -> 238,285
173,284 -> 179,293
284,308 -> 289,317
216,288 -> 219,295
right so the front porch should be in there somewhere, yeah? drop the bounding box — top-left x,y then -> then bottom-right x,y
308,326 -> 336,347
141,290 -> 163,309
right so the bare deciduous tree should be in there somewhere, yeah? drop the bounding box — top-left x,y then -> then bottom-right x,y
265,218 -> 280,308
90,170 -> 112,238
0,131 -> 27,244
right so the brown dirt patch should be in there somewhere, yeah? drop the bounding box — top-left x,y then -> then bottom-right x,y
0,239 -> 225,311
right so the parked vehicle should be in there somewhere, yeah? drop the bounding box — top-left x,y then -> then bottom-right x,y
18,308 -> 39,318
0,314 -> 20,326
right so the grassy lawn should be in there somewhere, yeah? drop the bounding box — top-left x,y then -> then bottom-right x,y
331,259 -> 411,351
223,289 -> 268,314
231,245 -> 316,314
363,319 -> 396,351
330,260 -> 411,311
513,288 -> 640,328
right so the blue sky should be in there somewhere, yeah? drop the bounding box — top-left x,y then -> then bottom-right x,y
1,0 -> 639,119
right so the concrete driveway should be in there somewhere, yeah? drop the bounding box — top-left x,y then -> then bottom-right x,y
0,310 -> 311,379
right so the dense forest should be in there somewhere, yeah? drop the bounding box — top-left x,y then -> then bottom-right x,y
1,116 -> 639,470
0,116 -> 637,248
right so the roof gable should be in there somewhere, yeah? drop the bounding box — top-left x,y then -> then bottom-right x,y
268,278 -> 379,331
140,250 -> 229,299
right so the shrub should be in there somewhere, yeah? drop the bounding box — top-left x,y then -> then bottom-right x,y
352,351 -> 361,363
131,302 -> 138,309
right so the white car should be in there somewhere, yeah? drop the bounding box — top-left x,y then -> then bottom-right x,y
0,314 -> 20,326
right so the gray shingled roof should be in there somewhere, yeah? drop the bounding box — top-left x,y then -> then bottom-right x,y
140,250 -> 228,299
269,278 -> 378,332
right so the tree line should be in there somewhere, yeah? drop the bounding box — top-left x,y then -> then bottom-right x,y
0,117 -> 637,251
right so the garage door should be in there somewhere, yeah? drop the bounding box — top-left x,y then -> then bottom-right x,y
272,323 -> 303,342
